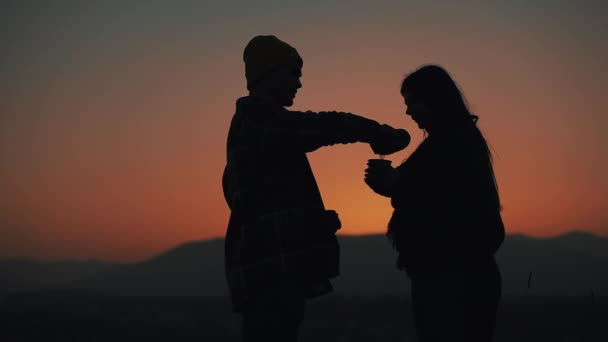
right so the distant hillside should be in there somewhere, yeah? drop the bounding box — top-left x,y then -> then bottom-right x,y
75,239 -> 225,296
497,232 -> 608,294
0,259 -> 121,292
551,231 -> 608,260
1,233 -> 607,296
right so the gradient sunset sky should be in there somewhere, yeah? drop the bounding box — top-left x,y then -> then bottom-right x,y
1,1 -> 607,261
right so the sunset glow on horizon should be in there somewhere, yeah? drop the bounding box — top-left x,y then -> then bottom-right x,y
1,1 -> 607,262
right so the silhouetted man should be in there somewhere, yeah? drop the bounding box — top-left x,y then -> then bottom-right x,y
222,35 -> 409,342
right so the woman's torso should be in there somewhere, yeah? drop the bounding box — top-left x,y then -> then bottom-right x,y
388,125 -> 504,274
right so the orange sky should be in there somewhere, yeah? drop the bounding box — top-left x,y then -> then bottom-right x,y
1,2 -> 607,261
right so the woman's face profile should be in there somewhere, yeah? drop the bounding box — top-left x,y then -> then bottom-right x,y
403,92 -> 432,130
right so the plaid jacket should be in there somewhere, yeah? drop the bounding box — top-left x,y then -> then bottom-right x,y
223,96 -> 381,311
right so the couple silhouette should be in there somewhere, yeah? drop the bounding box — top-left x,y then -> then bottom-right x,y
222,35 -> 505,342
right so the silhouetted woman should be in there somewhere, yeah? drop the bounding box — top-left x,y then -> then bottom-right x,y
364,65 -> 505,342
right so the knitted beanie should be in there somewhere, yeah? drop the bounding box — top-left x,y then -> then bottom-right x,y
243,35 -> 303,90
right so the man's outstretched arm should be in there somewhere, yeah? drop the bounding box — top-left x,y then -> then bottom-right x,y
285,109 -> 409,154
244,100 -> 410,154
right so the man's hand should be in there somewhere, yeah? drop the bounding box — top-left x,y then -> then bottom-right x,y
370,125 -> 410,155
322,210 -> 341,233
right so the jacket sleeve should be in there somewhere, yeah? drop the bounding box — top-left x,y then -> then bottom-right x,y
222,164 -> 239,211
283,109 -> 383,152
246,101 -> 382,153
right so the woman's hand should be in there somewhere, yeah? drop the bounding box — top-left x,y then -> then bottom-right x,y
364,159 -> 399,197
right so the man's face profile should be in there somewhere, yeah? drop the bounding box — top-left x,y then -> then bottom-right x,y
265,61 -> 302,107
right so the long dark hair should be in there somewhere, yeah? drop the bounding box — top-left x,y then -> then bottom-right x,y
401,65 -> 501,211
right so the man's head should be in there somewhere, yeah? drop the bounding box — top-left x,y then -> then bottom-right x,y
243,35 -> 303,107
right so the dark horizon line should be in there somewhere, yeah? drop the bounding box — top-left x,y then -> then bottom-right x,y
1,229 -> 606,264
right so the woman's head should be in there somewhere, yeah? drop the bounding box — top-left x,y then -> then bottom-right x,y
400,64 -> 502,211
400,65 -> 475,133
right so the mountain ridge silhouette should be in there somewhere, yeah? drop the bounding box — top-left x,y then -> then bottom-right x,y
2,232 -> 607,296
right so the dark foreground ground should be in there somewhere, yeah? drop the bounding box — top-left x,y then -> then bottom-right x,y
1,292 -> 606,341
